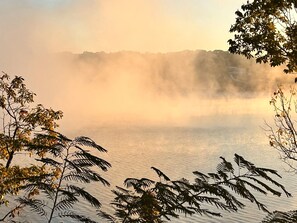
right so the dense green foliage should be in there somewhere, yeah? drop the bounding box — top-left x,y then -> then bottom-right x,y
228,0 -> 297,73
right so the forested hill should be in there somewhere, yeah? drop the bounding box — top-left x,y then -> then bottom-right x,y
61,50 -> 291,98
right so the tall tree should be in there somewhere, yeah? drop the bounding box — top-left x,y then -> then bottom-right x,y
229,1 -> 297,222
228,0 -> 297,73
0,73 -> 111,222
0,73 -> 63,216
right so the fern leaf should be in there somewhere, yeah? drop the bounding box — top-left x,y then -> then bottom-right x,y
193,171 -> 210,182
74,136 -> 107,153
124,178 -> 155,189
257,167 -> 282,178
65,158 -> 82,173
35,158 -> 62,167
97,211 -> 116,222
217,156 -> 234,174
54,196 -> 78,212
237,178 -> 268,195
246,176 -> 282,196
74,152 -> 111,171
262,210 -> 297,223
251,169 -> 291,197
68,185 -> 101,208
62,172 -> 91,183
79,168 -> 110,186
58,211 -> 98,223
234,153 -> 255,170
17,197 -> 47,217
151,167 -> 171,181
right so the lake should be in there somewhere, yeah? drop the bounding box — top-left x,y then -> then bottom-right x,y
76,116 -> 297,223
4,115 -> 297,222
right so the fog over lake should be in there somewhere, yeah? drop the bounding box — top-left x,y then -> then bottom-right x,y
2,50 -> 292,130
2,50 -> 296,222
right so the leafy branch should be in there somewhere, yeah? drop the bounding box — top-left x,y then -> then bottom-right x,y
107,154 -> 290,222
18,130 -> 111,223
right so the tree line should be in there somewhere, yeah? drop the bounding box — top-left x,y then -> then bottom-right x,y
1,0 -> 297,222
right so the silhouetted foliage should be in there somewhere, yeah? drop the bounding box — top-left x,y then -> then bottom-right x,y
229,0 -> 297,73
262,210 -> 297,223
19,130 -> 111,223
107,154 -> 290,222
229,1 -> 297,222
267,87 -> 297,172
0,74 -> 292,222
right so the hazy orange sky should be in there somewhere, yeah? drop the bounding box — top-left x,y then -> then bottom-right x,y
1,0 -> 276,130
0,0 -> 246,53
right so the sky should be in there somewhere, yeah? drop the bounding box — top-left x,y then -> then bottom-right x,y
2,0 -> 276,130
0,0 -> 246,53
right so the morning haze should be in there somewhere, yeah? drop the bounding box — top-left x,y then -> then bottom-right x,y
1,1 -> 296,223
2,50 -> 292,130
0,0 -> 289,129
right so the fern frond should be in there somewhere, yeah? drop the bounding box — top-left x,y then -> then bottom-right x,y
237,178 -> 268,195
79,168 -> 110,186
208,173 -> 221,181
54,196 -> 78,212
74,136 -> 107,152
217,157 -> 234,174
262,210 -> 297,223
65,158 -> 82,173
58,211 -> 99,223
41,129 -> 71,142
68,185 -> 101,208
250,168 -> 291,197
223,180 -> 269,213
62,172 -> 91,183
35,158 -> 62,167
74,152 -> 111,171
195,208 -> 222,217
124,178 -> 155,189
71,158 -> 93,168
192,171 -> 209,182
256,167 -> 282,178
114,186 -> 130,194
17,197 -> 47,216
199,183 -> 244,210
234,154 -> 255,170
246,176 -> 282,196
151,167 -> 170,181
21,182 -> 55,195
97,211 -> 116,222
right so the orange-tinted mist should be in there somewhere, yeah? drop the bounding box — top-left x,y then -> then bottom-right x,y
2,50 -> 292,130
0,1 -> 293,130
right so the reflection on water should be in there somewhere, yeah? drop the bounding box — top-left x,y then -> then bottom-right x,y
6,116 -> 297,222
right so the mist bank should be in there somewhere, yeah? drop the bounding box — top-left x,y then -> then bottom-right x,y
2,50 -> 292,129
67,50 -> 292,97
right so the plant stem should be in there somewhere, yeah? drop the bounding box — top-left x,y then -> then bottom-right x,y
48,142 -> 71,223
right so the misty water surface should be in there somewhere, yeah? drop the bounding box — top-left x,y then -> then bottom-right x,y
2,50 -> 296,222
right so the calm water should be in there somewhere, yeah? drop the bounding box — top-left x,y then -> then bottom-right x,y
5,117 -> 297,222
